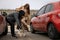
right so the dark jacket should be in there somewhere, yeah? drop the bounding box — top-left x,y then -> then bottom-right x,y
6,10 -> 25,29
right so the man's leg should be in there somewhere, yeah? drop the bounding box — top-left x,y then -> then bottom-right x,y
10,23 -> 17,37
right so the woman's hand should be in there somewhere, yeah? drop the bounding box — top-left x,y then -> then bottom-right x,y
27,25 -> 31,32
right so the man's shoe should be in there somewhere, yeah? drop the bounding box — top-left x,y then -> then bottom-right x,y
12,35 -> 17,38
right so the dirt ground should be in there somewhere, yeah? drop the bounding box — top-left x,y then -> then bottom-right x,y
0,32 -> 51,40
0,26 -> 52,40
0,26 -> 60,40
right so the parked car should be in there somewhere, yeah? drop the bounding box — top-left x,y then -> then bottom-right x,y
30,1 -> 60,39
0,14 -> 7,36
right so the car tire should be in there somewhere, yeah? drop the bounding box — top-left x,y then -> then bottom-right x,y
48,23 -> 59,39
30,24 -> 35,33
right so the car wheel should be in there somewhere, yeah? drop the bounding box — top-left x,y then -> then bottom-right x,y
30,24 -> 35,33
48,23 -> 59,39
2,25 -> 8,36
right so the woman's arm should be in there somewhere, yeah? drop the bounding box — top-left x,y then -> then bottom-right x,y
21,17 -> 30,31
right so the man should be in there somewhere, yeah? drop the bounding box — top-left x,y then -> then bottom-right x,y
6,10 -> 25,37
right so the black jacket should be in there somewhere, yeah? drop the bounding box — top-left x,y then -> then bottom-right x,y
6,10 -> 25,29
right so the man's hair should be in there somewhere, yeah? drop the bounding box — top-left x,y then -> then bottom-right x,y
19,10 -> 25,16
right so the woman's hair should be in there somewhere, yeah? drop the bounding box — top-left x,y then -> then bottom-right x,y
24,4 -> 30,14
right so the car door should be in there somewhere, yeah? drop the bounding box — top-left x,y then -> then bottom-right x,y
34,6 -> 46,30
38,4 -> 53,32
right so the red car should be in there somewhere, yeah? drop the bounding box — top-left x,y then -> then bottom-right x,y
30,1 -> 60,39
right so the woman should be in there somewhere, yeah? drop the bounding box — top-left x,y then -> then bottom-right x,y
16,3 -> 31,31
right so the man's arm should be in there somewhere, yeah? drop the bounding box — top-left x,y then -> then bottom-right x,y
14,13 -> 21,29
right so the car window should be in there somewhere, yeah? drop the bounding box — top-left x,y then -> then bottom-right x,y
36,6 -> 46,16
45,4 -> 53,13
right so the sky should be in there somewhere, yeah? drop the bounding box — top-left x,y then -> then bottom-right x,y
0,0 -> 60,10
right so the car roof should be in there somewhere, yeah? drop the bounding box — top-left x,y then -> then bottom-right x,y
51,1 -> 60,10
